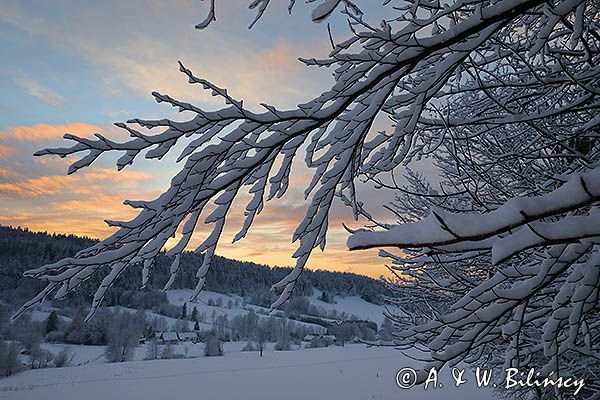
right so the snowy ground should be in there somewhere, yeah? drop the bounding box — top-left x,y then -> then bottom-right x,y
0,344 -> 496,400
3,289 -> 484,399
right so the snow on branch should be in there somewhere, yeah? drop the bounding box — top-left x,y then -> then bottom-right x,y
195,0 -> 361,30
348,168 -> 600,259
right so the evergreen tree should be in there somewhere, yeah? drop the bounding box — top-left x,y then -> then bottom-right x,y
180,303 -> 187,320
45,310 -> 59,334
143,324 -> 155,339
193,320 -> 200,331
66,307 -> 89,344
191,306 -> 198,322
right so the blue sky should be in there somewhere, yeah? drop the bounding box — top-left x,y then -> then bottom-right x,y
0,1 -> 395,278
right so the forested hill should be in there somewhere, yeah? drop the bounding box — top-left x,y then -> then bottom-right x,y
0,225 -> 388,307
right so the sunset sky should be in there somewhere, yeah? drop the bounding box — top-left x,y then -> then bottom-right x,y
0,1 -> 401,279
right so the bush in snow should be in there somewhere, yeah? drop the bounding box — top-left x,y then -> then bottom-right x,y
31,347 -> 54,370
377,319 -> 393,342
307,337 -> 327,349
0,341 -> 22,377
53,347 -> 74,368
160,343 -> 185,360
274,337 -> 291,351
204,335 -> 223,357
64,307 -> 110,345
241,341 -> 256,352
318,291 -> 335,304
145,339 -> 161,361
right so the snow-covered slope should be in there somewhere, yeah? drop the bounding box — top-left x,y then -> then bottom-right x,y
308,289 -> 387,325
166,289 -> 243,308
164,289 -> 327,333
165,288 -> 388,327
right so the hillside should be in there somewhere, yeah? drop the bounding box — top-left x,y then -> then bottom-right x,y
0,225 -> 389,310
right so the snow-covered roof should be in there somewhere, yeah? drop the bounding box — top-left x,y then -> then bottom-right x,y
179,332 -> 197,339
160,332 -> 179,341
303,333 -> 336,342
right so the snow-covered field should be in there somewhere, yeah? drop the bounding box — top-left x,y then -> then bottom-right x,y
0,344 -> 495,400
2,287 -> 489,399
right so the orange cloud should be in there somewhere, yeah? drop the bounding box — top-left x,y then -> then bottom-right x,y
0,175 -> 70,197
252,40 -> 305,78
4,123 -> 104,142
2,191 -> 390,279
1,123 -> 130,143
77,168 -> 153,184
0,119 -> 390,279
0,168 -> 152,199
0,144 -> 17,158
34,157 -> 74,168
0,189 -> 161,239
0,167 -> 22,180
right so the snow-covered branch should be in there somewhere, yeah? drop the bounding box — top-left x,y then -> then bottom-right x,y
348,168 -> 600,257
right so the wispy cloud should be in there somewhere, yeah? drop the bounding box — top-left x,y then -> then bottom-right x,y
14,72 -> 64,106
0,1 -> 331,109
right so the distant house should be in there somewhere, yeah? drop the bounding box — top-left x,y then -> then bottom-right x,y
179,332 -> 199,343
303,334 -> 317,342
155,331 -> 199,344
303,333 -> 336,345
321,335 -> 337,344
158,331 -> 179,344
